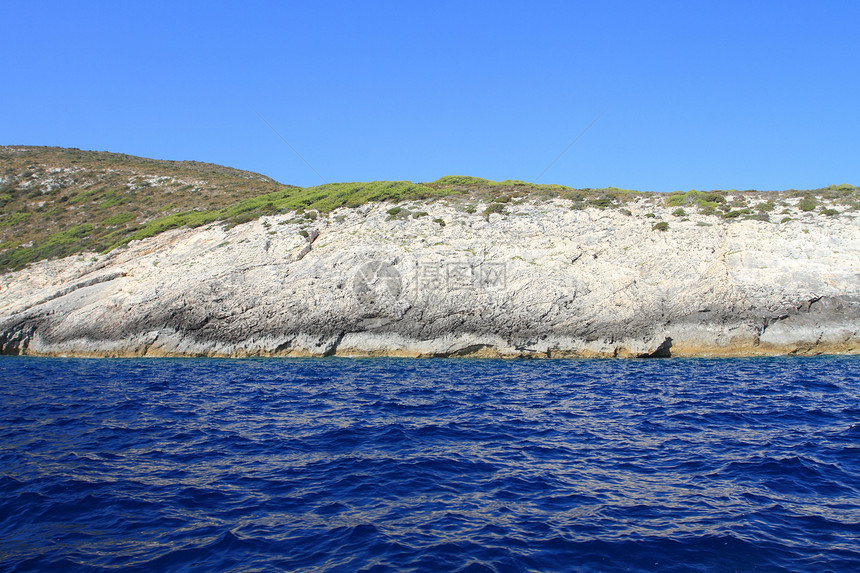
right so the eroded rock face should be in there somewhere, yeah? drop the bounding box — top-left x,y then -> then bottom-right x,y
1,197 -> 858,357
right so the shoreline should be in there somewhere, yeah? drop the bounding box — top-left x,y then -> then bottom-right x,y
5,338 -> 857,359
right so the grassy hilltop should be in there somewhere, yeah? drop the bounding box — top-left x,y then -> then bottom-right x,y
0,146 -> 286,271
1,145 -> 858,273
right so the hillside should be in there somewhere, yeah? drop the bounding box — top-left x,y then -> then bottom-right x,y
0,146 -> 292,271
4,146 -> 858,276
0,148 -> 858,357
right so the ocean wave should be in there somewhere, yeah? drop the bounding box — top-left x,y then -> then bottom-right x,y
1,356 -> 859,571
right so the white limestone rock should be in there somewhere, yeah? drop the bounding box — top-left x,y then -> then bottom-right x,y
1,198 -> 858,357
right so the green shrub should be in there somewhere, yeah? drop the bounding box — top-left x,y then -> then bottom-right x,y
0,223 -> 98,269
430,175 -> 497,187
0,212 -> 31,228
747,212 -> 770,222
652,221 -> 669,231
433,218 -> 446,227
563,191 -> 586,203
535,183 -> 570,192
215,180 -> 449,220
755,201 -> 775,212
483,202 -> 506,220
119,210 -> 220,245
412,211 -> 428,218
696,192 -> 726,204
589,196 -> 613,209
44,224 -> 92,246
99,193 -> 132,209
386,206 -> 411,220
645,213 -> 656,218
798,197 -> 817,211
67,189 -> 102,205
665,193 -> 687,207
697,202 -> 718,215
722,208 -> 751,219
672,208 -> 686,217
780,216 -> 792,223
101,212 -> 135,226
821,207 -> 839,216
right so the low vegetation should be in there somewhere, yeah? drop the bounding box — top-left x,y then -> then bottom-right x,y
1,146 -> 857,272
0,146 -> 284,271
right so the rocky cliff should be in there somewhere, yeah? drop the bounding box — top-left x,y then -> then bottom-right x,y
2,189 -> 858,358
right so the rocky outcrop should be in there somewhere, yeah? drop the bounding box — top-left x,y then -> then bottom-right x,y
1,195 -> 858,357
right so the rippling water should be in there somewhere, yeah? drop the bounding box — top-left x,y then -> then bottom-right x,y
1,357 -> 859,572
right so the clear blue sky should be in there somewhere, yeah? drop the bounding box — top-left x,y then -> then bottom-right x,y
2,1 -> 858,191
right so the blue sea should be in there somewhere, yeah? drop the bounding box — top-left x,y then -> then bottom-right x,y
1,357 -> 859,572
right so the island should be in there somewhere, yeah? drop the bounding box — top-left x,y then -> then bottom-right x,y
1,146 -> 858,357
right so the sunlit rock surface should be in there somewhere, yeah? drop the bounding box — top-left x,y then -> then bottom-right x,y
1,196 -> 858,357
